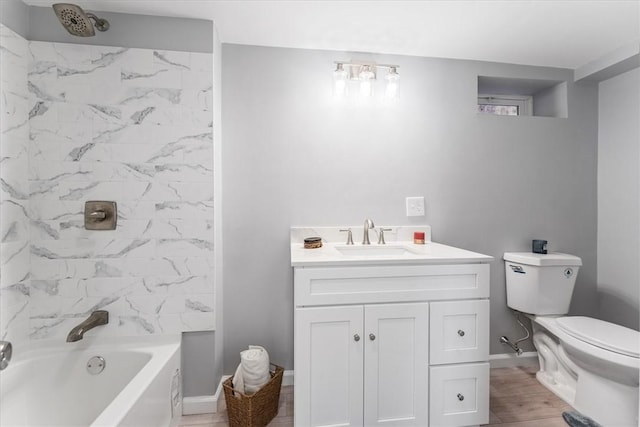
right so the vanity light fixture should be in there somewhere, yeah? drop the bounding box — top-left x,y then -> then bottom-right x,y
333,63 -> 349,97
359,65 -> 375,97
333,61 -> 400,100
385,66 -> 400,99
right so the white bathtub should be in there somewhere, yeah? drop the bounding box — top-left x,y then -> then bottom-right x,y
0,334 -> 182,427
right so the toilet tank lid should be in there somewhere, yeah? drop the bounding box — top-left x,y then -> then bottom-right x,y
503,252 -> 582,266
556,316 -> 639,358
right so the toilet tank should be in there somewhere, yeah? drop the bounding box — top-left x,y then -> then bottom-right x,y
504,252 -> 582,315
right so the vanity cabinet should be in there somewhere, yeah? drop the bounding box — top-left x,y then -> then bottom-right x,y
294,263 -> 490,427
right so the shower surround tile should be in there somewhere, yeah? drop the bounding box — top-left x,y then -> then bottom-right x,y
1,24 -> 30,344
3,36 -> 214,341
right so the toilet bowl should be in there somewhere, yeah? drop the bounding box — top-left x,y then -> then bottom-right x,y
504,252 -> 640,427
532,315 -> 639,426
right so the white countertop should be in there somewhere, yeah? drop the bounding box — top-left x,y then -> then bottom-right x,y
291,241 -> 493,267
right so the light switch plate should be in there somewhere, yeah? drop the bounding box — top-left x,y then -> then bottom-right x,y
406,196 -> 425,217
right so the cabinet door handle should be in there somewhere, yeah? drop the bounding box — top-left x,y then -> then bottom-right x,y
457,393 -> 464,401
458,330 -> 465,337
369,333 -> 376,341
354,334 -> 360,342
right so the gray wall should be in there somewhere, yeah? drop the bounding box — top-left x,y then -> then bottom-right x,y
0,0 -> 28,37
28,6 -> 212,52
182,331 -> 216,396
533,82 -> 568,118
597,67 -> 640,330
222,44 -> 599,372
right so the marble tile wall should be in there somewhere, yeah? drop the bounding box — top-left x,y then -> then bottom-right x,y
1,28 -> 215,342
28,40 -> 215,339
1,24 -> 31,344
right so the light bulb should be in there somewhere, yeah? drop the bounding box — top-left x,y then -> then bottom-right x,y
333,63 -> 348,98
385,67 -> 400,99
359,65 -> 375,97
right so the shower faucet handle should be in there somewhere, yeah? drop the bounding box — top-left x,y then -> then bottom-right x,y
84,201 -> 117,230
89,211 -> 106,220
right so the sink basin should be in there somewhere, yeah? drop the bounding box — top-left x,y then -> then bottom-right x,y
334,244 -> 418,257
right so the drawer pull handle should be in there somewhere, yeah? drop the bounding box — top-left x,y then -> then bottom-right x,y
458,330 -> 465,337
457,393 -> 464,401
354,334 -> 360,342
369,333 -> 376,341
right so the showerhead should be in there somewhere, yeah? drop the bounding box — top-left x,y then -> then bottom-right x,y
52,3 -> 110,37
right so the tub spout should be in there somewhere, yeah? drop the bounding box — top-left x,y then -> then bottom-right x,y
66,310 -> 109,342
0,340 -> 12,370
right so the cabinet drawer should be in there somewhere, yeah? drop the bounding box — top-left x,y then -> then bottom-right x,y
429,363 -> 489,427
430,300 -> 489,364
295,264 -> 490,307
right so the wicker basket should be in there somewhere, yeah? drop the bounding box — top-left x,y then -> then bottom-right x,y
223,364 -> 284,427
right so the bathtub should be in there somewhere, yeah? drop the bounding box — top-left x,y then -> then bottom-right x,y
0,334 -> 181,427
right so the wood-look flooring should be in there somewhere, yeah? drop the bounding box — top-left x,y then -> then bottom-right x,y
179,365 -> 572,427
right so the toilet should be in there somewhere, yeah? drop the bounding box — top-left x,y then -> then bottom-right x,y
504,252 -> 639,427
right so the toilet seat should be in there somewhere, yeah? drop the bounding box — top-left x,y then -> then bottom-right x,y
556,316 -> 639,358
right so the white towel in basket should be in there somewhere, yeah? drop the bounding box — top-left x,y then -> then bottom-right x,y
232,345 -> 270,395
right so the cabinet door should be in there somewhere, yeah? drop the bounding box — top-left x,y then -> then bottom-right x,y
364,303 -> 429,426
295,306 -> 364,427
430,300 -> 490,365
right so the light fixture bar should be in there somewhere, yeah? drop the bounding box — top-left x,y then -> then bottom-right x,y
334,61 -> 400,71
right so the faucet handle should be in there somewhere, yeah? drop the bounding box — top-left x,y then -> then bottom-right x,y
378,228 -> 392,245
339,228 -> 354,245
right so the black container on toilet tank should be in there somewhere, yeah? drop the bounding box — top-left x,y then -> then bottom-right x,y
532,239 -> 547,254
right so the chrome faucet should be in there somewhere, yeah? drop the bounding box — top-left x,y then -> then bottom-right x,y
67,310 -> 109,342
362,219 -> 375,245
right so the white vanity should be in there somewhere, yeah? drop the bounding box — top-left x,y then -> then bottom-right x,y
291,226 -> 493,427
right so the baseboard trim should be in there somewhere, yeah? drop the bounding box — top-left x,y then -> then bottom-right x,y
282,369 -> 294,386
489,351 -> 539,369
182,395 -> 217,415
182,372 -> 229,415
183,370 -> 294,415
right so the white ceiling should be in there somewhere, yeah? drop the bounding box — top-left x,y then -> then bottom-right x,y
24,0 -> 640,69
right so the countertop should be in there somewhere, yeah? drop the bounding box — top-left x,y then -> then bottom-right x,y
291,241 -> 493,267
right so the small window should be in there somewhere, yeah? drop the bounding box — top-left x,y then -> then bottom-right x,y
477,76 -> 568,118
477,95 -> 532,116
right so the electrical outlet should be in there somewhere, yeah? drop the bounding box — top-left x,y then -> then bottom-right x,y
406,196 -> 425,217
